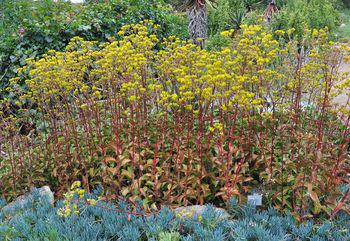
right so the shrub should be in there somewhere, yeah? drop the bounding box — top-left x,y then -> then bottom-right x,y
2,21 -> 350,219
164,12 -> 189,40
271,0 -> 340,39
206,0 -> 342,49
1,189 -> 350,240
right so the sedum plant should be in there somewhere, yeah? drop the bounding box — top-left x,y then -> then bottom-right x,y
1,21 -> 350,219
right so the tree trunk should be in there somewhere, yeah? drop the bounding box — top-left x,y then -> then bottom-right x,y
264,0 -> 278,23
187,3 -> 208,49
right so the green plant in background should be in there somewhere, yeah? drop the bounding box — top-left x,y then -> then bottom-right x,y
336,8 -> 350,40
206,33 -> 231,50
164,12 -> 189,40
207,0 -> 234,36
207,0 -> 228,36
208,0 -> 259,35
271,0 -> 340,39
207,0 -> 263,50
206,0 -> 344,50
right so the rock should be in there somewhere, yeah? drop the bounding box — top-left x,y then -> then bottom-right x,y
1,186 -> 54,214
174,205 -> 230,220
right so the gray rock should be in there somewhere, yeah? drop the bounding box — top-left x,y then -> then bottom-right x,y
174,205 -> 230,220
1,186 -> 54,214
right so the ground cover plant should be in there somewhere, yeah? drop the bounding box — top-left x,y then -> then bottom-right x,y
1,187 -> 350,240
1,19 -> 350,222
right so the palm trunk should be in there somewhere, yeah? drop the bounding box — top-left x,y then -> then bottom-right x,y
264,0 -> 278,23
187,3 -> 208,49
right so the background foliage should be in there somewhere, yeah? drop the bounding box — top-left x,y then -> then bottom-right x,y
271,0 -> 340,39
205,0 -> 342,48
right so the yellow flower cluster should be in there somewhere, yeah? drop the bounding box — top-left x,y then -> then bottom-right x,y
58,181 -> 85,217
220,29 -> 234,37
57,181 -> 102,217
176,208 -> 203,222
17,22 -> 285,116
209,123 -> 224,136
14,21 -> 350,123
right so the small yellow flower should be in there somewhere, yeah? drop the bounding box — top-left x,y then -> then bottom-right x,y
287,28 -> 295,35
87,199 -> 97,206
275,30 -> 285,36
71,181 -> 81,190
80,104 -> 89,110
129,95 -> 137,102
77,189 -> 85,198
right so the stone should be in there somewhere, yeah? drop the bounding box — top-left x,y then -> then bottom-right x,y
174,205 -> 230,220
1,186 -> 54,214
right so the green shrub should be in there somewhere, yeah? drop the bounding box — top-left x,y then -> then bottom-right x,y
207,0 -> 261,48
271,0 -> 340,39
208,0 -> 231,36
208,0 -> 263,36
206,33 -> 231,50
164,12 -> 189,39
